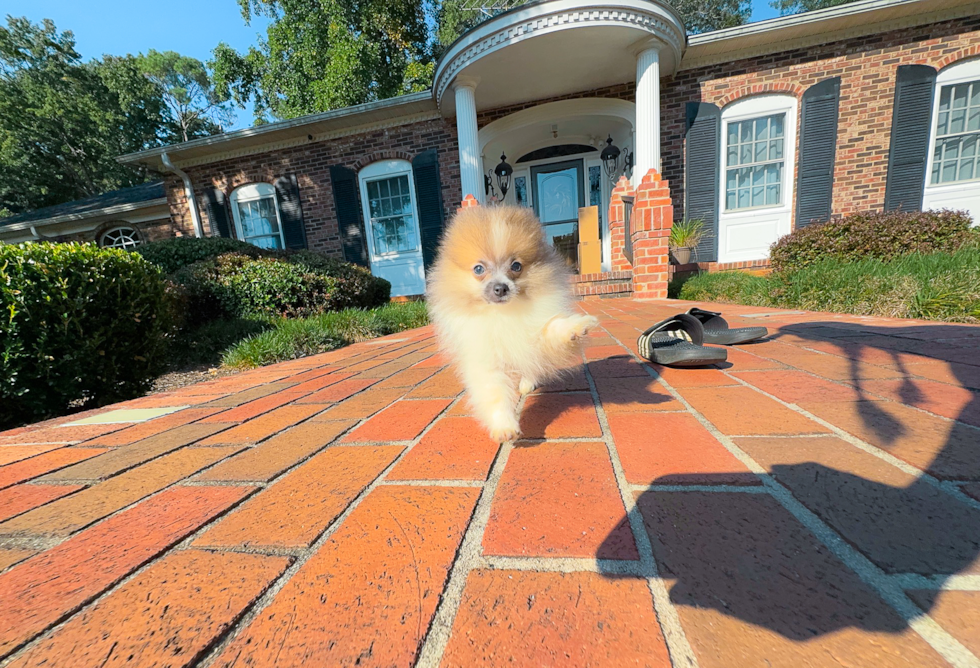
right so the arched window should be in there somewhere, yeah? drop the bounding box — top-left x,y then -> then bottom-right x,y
923,58 -> 980,226
927,59 -> 980,186
229,183 -> 286,249
99,225 -> 142,249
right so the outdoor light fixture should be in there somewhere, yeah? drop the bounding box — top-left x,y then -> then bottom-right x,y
600,135 -> 633,183
494,153 -> 513,200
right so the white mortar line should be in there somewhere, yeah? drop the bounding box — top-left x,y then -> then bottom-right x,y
599,326 -> 980,668
583,357 -> 701,668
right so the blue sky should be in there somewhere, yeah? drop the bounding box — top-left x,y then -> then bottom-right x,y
8,0 -> 782,130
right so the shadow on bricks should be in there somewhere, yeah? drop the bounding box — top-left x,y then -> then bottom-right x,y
599,321 -> 980,642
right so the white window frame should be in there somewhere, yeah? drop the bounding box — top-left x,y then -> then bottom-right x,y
229,183 -> 286,249
357,159 -> 423,261
717,95 -> 798,264
720,96 -> 796,214
925,58 -> 980,188
99,225 -> 142,249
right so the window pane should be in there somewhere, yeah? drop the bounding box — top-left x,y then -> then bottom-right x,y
942,159 -> 957,182
754,141 -> 767,162
515,176 -> 528,206
959,158 -> 975,181
367,181 -> 379,200
740,144 -> 752,164
766,184 -> 780,205
752,166 -> 765,187
726,169 -> 738,190
766,163 -> 781,184
939,86 -> 952,112
366,174 -> 418,255
738,188 -> 750,209
770,114 -> 784,138
950,109 -> 966,134
740,121 -> 752,143
751,186 -> 765,207
728,123 -> 739,145
969,108 -> 980,133
755,117 -> 768,141
952,84 -> 969,108
726,190 -> 736,209
727,147 -> 738,164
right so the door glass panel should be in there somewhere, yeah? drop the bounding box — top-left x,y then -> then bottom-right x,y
536,167 -> 578,223
366,174 -> 418,256
544,222 -> 578,268
236,196 -> 283,249
514,176 -> 529,207
588,164 -> 603,238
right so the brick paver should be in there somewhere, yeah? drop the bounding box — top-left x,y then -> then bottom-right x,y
2,300 -> 979,667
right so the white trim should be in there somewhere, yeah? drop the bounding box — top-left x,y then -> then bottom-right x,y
433,0 -> 685,111
357,160 -> 427,297
923,57 -> 980,226
0,198 -> 168,233
683,0 -> 980,70
99,225 -> 143,249
718,94 -> 798,264
479,98 -> 636,153
229,183 -> 287,249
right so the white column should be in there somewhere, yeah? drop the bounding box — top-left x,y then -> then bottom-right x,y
634,45 -> 661,183
453,78 -> 484,204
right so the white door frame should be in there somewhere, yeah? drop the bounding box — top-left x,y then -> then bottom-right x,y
718,95 -> 798,264
357,160 -> 426,297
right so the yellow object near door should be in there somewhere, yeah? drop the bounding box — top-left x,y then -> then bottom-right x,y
578,206 -> 601,275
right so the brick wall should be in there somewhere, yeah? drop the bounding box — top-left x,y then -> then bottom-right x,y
162,16 -> 980,264
661,16 -> 980,223
166,119 -> 462,256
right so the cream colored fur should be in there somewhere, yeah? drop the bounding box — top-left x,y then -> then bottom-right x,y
426,205 -> 598,443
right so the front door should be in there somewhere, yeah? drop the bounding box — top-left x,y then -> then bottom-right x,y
358,162 -> 426,297
531,159 -> 585,268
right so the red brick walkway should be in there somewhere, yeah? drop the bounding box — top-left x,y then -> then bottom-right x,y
2,298 -> 979,668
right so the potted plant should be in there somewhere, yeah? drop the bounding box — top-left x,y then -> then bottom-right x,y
669,219 -> 706,265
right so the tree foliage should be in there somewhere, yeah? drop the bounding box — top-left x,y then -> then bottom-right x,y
667,0 -> 751,33
771,0 -> 861,15
0,18 -> 164,213
139,50 -> 233,142
211,0 -> 435,122
0,17 -> 227,215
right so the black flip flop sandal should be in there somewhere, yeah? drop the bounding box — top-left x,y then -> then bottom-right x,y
688,308 -> 768,345
637,313 -> 728,368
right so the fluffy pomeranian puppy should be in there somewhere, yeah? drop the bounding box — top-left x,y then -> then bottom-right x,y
427,205 -> 599,443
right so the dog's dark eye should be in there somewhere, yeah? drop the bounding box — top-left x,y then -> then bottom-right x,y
510,261 -> 522,273
473,264 -> 485,276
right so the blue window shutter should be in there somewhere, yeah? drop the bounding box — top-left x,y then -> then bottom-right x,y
274,174 -> 307,250
796,77 -> 841,228
685,102 -> 721,262
884,64 -> 937,212
412,150 -> 446,270
203,188 -> 232,238
329,165 -> 368,267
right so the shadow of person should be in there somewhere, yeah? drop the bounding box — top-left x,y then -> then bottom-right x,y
596,320 -> 980,642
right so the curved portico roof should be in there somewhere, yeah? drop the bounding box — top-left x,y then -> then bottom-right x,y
432,0 -> 687,117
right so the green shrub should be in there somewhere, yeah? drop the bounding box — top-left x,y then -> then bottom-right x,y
284,250 -> 390,308
676,247 -> 980,323
222,301 -> 429,368
175,253 -> 339,320
135,236 -> 262,274
138,237 -> 391,316
1,243 -> 173,427
770,209 -> 974,273
677,270 -> 775,306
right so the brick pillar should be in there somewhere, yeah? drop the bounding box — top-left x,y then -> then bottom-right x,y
458,194 -> 480,212
607,176 -> 634,273
630,169 -> 673,300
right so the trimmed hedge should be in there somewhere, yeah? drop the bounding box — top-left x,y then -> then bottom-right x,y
175,254 -> 340,320
770,209 -> 974,273
135,236 -> 262,274
138,238 -> 391,320
1,243 -> 173,428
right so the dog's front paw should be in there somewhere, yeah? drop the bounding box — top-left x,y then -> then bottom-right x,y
487,414 -> 521,444
567,315 -> 600,341
518,377 -> 536,396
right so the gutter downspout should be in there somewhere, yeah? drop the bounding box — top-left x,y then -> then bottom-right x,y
161,151 -> 204,238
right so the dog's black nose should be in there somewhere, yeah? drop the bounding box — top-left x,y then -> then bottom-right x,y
492,282 -> 509,298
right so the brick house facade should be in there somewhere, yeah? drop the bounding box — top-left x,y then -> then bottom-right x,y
112,0 -> 980,299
